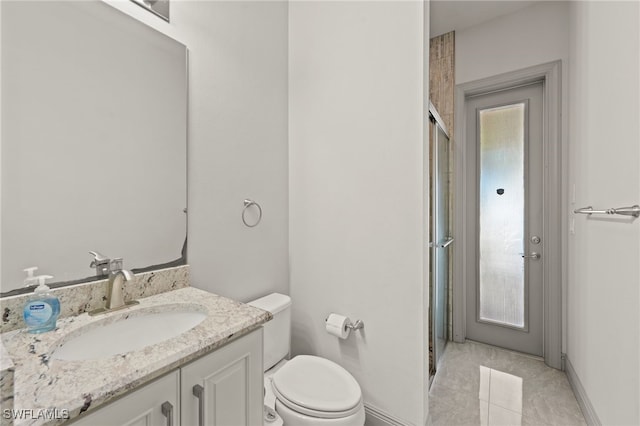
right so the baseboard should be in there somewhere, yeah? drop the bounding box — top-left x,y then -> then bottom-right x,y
364,404 -> 410,426
565,355 -> 602,426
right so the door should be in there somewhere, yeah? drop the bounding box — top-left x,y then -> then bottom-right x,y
465,82 -> 543,356
429,108 -> 452,375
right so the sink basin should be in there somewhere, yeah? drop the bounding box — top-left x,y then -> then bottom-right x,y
51,308 -> 207,361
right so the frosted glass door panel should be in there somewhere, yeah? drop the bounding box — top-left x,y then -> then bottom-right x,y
465,82 -> 542,356
478,103 -> 526,329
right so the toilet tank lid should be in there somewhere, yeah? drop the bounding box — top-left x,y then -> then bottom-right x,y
247,293 -> 291,315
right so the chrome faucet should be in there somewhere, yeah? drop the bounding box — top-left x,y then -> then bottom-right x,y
88,254 -> 139,316
89,251 -> 111,277
106,258 -> 134,310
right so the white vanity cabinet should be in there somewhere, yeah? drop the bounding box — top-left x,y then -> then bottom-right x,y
72,370 -> 180,426
181,328 -> 263,426
70,328 -> 263,426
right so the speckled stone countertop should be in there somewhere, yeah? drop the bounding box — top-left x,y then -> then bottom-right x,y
0,339 -> 15,426
1,266 -> 190,334
1,287 -> 271,426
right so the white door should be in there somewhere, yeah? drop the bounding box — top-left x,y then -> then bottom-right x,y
465,82 -> 544,356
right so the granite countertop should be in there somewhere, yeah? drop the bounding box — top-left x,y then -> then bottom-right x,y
0,339 -> 15,420
1,287 -> 271,426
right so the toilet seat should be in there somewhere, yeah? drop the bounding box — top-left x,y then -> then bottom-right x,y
271,355 -> 363,419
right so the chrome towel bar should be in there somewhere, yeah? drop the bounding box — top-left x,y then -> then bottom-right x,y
573,205 -> 639,218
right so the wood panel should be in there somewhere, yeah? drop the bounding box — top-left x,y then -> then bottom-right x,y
429,31 -> 455,138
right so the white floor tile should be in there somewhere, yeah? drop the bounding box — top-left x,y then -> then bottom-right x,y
429,341 -> 586,426
488,403 -> 522,426
479,366 -> 491,402
488,368 -> 523,413
480,400 -> 490,426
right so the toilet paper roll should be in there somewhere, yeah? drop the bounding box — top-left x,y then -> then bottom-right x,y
326,313 -> 351,339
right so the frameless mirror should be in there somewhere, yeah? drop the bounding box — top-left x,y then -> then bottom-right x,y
1,0 -> 187,295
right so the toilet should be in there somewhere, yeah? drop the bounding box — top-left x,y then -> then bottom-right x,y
248,293 -> 366,426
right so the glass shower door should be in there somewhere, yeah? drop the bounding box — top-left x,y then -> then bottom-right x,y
431,112 -> 452,374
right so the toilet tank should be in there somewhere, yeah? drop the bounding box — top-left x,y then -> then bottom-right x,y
247,293 -> 291,371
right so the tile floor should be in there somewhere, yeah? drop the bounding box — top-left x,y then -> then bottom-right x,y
428,341 -> 587,426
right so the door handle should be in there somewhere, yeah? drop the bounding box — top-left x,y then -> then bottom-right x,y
161,401 -> 173,426
521,252 -> 541,260
437,237 -> 454,248
193,384 -> 204,426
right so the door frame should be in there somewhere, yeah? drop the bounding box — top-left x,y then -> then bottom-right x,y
452,61 -> 563,369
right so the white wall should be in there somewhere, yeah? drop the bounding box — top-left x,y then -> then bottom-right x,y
567,2 -> 640,424
455,0 -> 571,352
105,1 -> 289,302
455,1 -> 570,85
289,2 -> 428,424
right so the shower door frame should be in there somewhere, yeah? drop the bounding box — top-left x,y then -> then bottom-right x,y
429,103 -> 452,375
452,61 -> 564,370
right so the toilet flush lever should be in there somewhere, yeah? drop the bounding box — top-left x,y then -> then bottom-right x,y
264,406 -> 278,423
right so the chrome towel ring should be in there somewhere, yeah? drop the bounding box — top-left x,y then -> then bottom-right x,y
242,199 -> 262,227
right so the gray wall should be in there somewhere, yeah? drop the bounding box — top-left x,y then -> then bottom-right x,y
107,1 -> 289,302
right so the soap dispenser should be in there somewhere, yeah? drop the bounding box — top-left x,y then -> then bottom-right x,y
23,266 -> 39,287
23,275 -> 60,334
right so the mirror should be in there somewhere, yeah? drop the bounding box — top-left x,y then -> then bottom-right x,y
1,0 -> 187,295
131,0 -> 170,22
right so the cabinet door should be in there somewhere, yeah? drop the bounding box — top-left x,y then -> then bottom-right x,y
73,370 -> 179,426
181,329 -> 263,426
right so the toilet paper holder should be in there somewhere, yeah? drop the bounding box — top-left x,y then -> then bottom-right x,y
346,319 -> 365,330
324,317 -> 364,331
325,314 -> 365,339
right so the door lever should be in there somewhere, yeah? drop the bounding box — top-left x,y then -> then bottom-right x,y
521,252 -> 541,260
437,237 -> 454,248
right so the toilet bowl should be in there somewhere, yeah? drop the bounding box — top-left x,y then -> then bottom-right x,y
270,355 -> 365,425
248,294 -> 366,426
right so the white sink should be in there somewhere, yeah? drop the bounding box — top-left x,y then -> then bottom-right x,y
51,308 -> 207,361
